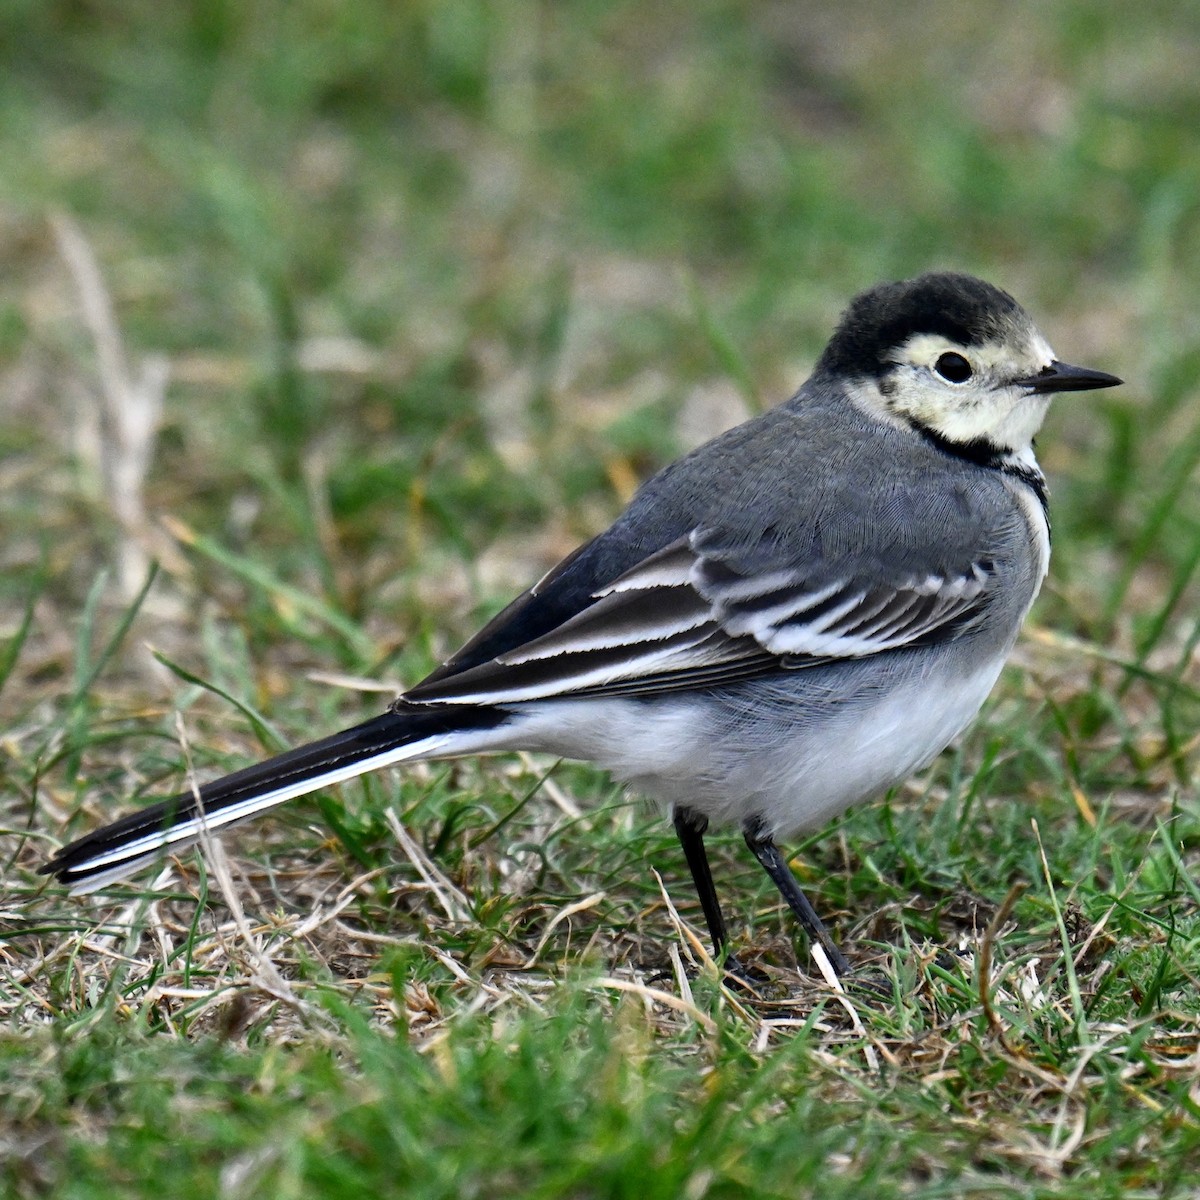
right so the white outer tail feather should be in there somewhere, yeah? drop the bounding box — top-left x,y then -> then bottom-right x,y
60,729 -> 468,895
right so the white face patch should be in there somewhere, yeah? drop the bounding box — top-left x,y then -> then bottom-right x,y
847,323 -> 1058,458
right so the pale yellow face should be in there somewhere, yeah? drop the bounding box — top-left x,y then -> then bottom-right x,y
854,322 -> 1058,463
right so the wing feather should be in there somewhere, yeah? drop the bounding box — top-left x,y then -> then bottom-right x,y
404,532 -> 996,706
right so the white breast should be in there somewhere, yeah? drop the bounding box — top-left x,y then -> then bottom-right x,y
513,650 -> 1011,839
1010,477 -> 1051,603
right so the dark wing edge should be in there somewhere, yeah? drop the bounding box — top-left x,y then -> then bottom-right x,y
403,536 -> 996,707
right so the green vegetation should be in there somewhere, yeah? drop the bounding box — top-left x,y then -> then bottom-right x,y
3,2 -> 1199,1196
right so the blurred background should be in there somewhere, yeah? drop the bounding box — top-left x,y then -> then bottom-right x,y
4,5 -> 1200,1193
3,0 -> 1198,921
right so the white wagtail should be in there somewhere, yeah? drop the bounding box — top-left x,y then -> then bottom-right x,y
42,272 -> 1121,976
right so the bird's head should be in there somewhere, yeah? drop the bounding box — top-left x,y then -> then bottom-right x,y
817,272 -> 1121,464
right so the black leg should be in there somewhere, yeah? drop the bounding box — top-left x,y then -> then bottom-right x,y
743,825 -> 852,977
672,806 -> 730,956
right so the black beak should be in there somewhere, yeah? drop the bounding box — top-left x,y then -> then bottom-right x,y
1018,360 -> 1123,394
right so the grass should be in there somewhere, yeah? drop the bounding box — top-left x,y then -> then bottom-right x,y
3,1 -> 1200,1196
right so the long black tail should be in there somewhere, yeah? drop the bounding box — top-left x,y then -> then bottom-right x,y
41,702 -> 511,893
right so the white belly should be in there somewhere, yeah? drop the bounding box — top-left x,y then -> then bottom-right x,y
513,652 -> 1008,838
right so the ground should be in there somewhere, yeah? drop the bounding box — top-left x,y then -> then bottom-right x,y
2,3 -> 1199,1197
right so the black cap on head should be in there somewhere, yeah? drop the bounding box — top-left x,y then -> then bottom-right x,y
816,273 -> 1025,380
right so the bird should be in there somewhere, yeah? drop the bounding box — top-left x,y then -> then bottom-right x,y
41,272 -> 1122,978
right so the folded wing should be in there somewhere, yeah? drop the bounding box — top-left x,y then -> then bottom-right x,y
404,534 -> 995,706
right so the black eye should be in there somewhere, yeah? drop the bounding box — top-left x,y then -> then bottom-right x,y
934,351 -> 974,383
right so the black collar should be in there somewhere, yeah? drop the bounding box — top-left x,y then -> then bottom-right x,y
912,421 -> 1050,521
